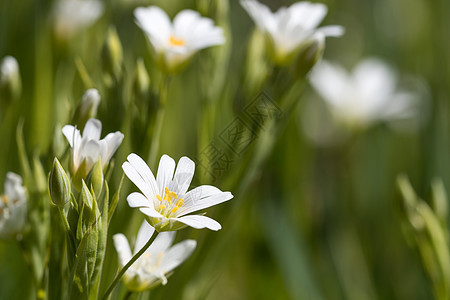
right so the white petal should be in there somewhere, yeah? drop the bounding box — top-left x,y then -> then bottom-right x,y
82,118 -> 102,140
310,61 -> 351,107
80,139 -> 103,168
102,131 -> 124,164
123,153 -> 159,205
317,25 -> 345,37
159,239 -> 196,272
139,207 -> 164,219
156,155 -> 175,196
290,2 -> 327,30
62,125 -> 81,148
4,172 -> 25,202
147,231 -> 175,254
134,6 -> 172,52
380,93 -> 417,120
127,192 -> 151,208
176,215 -> 222,231
134,221 -> 155,254
113,233 -> 132,267
240,0 -> 274,32
173,9 -> 200,39
169,156 -> 195,196
176,186 -> 233,216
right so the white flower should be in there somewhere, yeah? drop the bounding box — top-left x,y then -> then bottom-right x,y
53,0 -> 104,39
0,56 -> 21,101
310,58 -> 419,128
79,89 -> 101,117
0,172 -> 27,239
122,153 -> 233,232
62,118 -> 124,175
113,221 -> 196,291
72,89 -> 101,125
0,56 -> 19,82
240,0 -> 344,64
134,6 -> 225,72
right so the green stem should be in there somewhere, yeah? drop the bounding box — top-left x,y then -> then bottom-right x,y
101,231 -> 159,300
123,290 -> 133,300
58,207 -> 70,232
148,75 -> 170,168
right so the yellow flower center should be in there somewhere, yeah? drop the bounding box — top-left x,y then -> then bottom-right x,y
169,35 -> 185,46
156,187 -> 184,217
1,195 -> 8,204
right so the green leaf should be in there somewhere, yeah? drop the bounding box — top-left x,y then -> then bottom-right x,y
108,174 -> 124,224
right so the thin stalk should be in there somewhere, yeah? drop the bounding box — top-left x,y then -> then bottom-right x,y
58,207 -> 70,232
148,75 -> 170,168
123,290 -> 133,300
101,231 -> 159,300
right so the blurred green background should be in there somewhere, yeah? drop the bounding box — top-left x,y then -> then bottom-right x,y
1,0 -> 449,299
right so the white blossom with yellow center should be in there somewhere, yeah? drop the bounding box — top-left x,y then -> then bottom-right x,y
122,153 -> 233,232
134,6 -> 225,72
113,221 -> 196,291
0,172 -> 27,239
240,0 -> 344,64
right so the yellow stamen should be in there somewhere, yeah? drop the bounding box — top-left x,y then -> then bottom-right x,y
169,35 -> 185,46
171,207 -> 179,214
176,198 -> 184,207
158,204 -> 166,211
157,195 -> 163,202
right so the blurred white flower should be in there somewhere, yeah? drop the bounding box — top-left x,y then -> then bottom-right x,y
0,56 -> 19,82
62,118 -> 124,175
134,6 -> 225,72
240,0 -> 344,64
0,56 -> 21,102
0,172 -> 27,239
122,153 -> 233,232
310,58 -> 419,129
113,221 -> 196,291
72,88 -> 101,126
53,0 -> 104,39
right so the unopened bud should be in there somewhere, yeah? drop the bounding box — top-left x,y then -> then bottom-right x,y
49,158 -> 71,207
102,27 -> 123,82
0,56 -> 21,105
134,58 -> 150,99
72,88 -> 101,127
86,160 -> 103,199
77,180 -> 100,239
296,35 -> 325,77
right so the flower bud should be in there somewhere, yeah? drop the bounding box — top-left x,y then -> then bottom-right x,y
295,35 -> 325,77
0,56 -> 21,105
86,159 -> 103,199
49,158 -> 71,207
133,58 -> 150,104
72,89 -> 101,127
77,180 -> 100,240
101,27 -> 123,82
